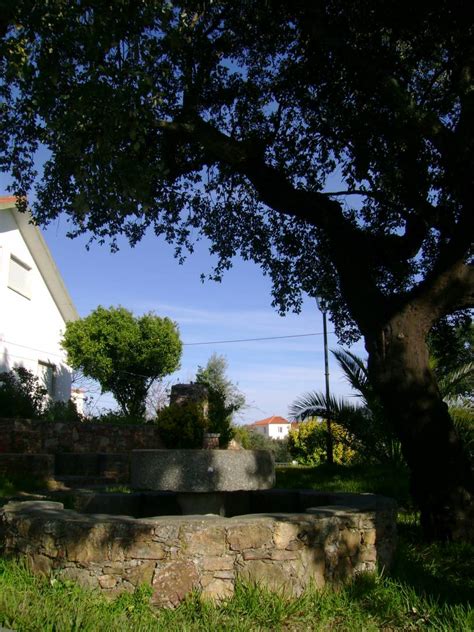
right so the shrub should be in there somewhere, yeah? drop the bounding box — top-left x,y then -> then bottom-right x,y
42,399 -> 83,423
231,425 -> 251,448
0,368 -> 82,422
155,401 -> 208,448
238,427 -> 292,462
288,419 -> 356,466
290,350 -> 404,465
0,367 -> 47,419
195,354 -> 245,447
92,410 -> 147,425
450,407 -> 474,462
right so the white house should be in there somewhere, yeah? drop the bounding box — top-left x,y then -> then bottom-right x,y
248,415 -> 292,440
0,196 -> 78,402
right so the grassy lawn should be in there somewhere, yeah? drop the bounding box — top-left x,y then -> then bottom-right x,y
276,463 -> 412,507
0,464 -> 472,630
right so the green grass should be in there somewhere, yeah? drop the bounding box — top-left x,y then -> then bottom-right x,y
276,462 -> 412,507
0,463 -> 472,630
104,484 -> 133,493
0,556 -> 472,631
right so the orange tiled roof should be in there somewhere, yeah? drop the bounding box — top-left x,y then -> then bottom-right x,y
250,415 -> 290,427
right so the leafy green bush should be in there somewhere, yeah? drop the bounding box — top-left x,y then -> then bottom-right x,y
0,367 -> 47,419
290,350 -> 404,465
288,419 -> 356,466
155,401 -> 208,448
0,368 -> 82,422
236,427 -> 292,462
450,407 -> 474,462
42,399 -> 83,423
231,424 -> 251,448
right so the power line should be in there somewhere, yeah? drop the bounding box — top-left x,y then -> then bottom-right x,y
183,331 -> 334,346
2,331 -> 336,382
2,330 -> 335,357
0,338 -> 66,360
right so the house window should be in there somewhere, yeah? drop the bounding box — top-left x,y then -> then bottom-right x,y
38,361 -> 55,397
8,254 -> 31,299
278,426 -> 283,433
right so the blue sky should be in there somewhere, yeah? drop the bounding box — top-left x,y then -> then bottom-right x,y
41,217 -> 365,423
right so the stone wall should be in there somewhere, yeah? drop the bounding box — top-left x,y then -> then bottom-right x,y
0,498 -> 397,607
0,418 -> 164,454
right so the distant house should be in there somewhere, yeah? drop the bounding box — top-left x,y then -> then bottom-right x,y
0,196 -> 78,402
248,415 -> 291,440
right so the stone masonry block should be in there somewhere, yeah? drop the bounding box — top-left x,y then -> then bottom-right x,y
152,561 -> 200,608
181,524 -> 227,556
226,522 -> 273,551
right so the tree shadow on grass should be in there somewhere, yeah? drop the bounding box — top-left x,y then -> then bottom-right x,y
388,519 -> 474,607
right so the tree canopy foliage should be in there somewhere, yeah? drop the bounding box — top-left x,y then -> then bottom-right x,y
1,1 -> 473,539
2,1 -> 470,338
62,306 -> 182,418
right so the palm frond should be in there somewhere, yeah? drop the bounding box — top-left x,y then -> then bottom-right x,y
289,391 -> 359,422
290,348 -> 405,465
332,349 -> 371,404
438,362 -> 474,400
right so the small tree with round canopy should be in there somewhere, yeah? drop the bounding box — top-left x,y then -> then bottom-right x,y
62,306 -> 182,419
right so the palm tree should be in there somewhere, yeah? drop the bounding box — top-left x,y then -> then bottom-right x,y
290,350 -> 474,466
289,349 -> 403,464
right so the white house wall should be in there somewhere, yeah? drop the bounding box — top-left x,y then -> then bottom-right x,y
251,424 -> 290,440
0,208 -> 72,400
267,424 -> 290,439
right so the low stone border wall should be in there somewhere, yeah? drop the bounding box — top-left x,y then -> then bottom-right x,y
55,453 -> 130,482
0,418 -> 163,454
0,495 -> 397,607
0,452 -> 130,485
0,454 -> 54,480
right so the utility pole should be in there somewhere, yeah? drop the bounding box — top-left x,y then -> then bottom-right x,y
316,296 -> 333,465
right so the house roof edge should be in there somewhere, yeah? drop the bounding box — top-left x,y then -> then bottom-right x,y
1,199 -> 79,323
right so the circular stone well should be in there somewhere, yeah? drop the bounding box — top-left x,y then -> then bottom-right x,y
0,493 -> 397,606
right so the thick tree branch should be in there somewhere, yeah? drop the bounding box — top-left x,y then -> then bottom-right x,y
158,113 -> 470,330
157,117 -> 346,232
158,115 -> 432,265
322,189 -> 381,198
415,261 -> 474,324
157,115 -> 393,328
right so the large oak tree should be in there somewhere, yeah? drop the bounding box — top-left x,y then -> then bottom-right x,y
1,1 -> 472,539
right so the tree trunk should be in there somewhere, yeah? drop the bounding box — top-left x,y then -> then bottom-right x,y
365,306 -> 473,541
